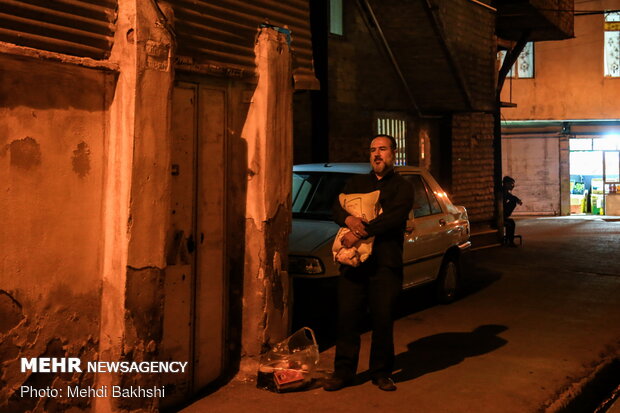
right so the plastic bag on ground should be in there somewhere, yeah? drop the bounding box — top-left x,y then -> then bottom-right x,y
256,327 -> 319,392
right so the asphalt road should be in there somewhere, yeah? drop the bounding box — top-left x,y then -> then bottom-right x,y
182,216 -> 620,413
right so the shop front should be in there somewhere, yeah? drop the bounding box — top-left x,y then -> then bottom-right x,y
502,120 -> 620,217
569,136 -> 620,215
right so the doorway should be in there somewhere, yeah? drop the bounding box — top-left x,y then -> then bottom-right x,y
569,136 -> 620,215
160,81 -> 228,408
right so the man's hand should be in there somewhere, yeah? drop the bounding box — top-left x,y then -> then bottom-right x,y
344,216 -> 368,238
342,231 -> 361,248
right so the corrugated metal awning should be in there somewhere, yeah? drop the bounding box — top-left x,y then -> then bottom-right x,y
0,0 -> 117,59
172,0 -> 319,90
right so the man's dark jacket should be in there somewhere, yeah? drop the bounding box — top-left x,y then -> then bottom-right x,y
333,169 -> 414,268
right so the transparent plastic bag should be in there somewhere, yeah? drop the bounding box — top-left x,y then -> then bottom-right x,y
256,327 -> 319,392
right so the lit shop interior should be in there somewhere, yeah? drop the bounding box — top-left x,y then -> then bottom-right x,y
570,135 -> 620,215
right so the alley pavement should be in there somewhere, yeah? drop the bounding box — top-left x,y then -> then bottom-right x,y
181,216 -> 620,413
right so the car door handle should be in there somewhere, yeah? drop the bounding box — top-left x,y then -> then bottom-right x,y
438,219 -> 446,226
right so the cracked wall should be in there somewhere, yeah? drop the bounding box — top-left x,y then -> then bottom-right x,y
1,3 -> 295,411
240,28 -> 293,368
0,52 -> 111,411
95,0 -> 174,411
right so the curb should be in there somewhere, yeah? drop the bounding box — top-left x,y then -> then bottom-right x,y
543,356 -> 620,413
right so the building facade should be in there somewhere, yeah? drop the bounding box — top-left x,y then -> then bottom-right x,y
501,0 -> 619,216
0,1 -> 316,411
298,0 -> 574,240
0,1 -> 575,412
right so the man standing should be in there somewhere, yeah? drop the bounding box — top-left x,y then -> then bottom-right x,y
323,134 -> 414,392
502,176 -> 523,247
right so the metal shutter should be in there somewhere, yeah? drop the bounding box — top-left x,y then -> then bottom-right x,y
0,0 -> 116,59
172,0 -> 318,89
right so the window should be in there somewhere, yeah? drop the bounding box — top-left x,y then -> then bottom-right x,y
569,138 -> 593,151
292,172 -> 352,219
605,12 -> 620,77
377,117 -> 407,166
498,42 -> 535,78
423,179 -> 443,215
330,0 -> 343,36
593,136 -> 620,151
570,151 -> 603,176
570,136 -> 620,151
404,175 -> 442,218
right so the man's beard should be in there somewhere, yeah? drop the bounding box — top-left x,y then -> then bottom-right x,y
372,158 -> 392,175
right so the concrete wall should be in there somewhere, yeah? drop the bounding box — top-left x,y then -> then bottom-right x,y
95,2 -> 174,412
0,1 -> 175,411
0,55 -> 112,412
240,28 -> 293,369
501,0 -> 620,120
1,2 -> 296,410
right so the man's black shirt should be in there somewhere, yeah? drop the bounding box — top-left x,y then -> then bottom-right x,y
503,188 -> 521,218
333,169 -> 414,268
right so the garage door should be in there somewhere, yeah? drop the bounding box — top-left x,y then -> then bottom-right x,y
502,136 -> 560,215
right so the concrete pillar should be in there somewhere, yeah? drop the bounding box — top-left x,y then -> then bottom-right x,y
240,27 -> 294,373
96,0 -> 173,411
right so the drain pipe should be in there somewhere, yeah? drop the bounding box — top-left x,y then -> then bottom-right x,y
467,0 -> 497,12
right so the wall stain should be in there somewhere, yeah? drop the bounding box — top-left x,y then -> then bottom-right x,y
8,137 -> 41,169
0,290 -> 24,334
71,141 -> 91,178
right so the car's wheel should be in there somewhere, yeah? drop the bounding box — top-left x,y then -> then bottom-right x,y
436,254 -> 460,304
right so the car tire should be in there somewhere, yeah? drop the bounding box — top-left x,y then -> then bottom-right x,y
436,254 -> 460,304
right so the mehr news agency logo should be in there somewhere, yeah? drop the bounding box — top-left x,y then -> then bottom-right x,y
19,357 -> 188,399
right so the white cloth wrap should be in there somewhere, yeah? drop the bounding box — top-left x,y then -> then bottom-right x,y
331,190 -> 381,267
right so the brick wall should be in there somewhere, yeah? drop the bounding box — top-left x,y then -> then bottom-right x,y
451,112 -> 496,223
438,0 -> 496,112
534,0 -> 575,38
328,1 -> 413,163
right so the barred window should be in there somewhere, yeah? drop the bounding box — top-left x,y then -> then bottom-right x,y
498,42 -> 535,79
604,12 -> 620,77
377,117 -> 407,166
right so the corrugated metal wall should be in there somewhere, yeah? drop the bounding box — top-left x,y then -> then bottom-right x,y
172,0 -> 318,89
0,0 -> 117,59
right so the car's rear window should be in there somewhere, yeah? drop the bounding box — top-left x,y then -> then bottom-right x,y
292,172 -> 354,220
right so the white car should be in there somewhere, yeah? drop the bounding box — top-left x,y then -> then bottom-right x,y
289,163 -> 471,303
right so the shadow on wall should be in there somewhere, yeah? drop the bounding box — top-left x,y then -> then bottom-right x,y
0,56 -> 117,111
0,54 -> 115,411
162,85 -> 253,413
222,119 -> 249,384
